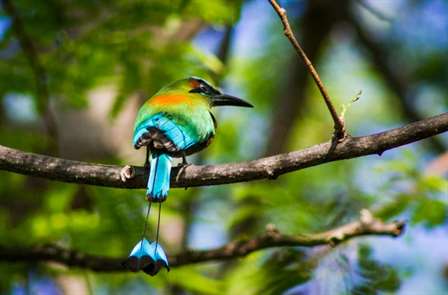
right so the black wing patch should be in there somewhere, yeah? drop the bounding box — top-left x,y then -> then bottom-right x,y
135,127 -> 179,153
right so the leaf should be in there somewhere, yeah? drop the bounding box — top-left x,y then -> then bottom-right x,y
418,176 -> 448,194
352,244 -> 401,294
412,198 -> 447,227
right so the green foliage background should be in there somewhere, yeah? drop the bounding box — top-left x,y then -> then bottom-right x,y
0,0 -> 447,294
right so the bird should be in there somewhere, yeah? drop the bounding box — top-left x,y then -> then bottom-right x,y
121,76 -> 253,201
121,77 -> 253,275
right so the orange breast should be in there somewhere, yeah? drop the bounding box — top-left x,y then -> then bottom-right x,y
149,94 -> 192,106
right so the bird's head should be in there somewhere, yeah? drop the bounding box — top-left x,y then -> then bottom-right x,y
162,77 -> 253,108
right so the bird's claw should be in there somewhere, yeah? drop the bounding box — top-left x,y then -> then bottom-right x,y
175,162 -> 191,191
176,162 -> 191,169
120,165 -> 135,182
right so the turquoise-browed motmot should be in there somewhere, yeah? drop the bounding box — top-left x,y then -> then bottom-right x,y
122,77 -> 253,275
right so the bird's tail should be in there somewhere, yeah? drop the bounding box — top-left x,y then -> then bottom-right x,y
147,152 -> 172,202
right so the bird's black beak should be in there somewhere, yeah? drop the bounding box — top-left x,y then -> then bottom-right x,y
211,94 -> 253,108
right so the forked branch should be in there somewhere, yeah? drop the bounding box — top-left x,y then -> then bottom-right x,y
268,0 -> 346,140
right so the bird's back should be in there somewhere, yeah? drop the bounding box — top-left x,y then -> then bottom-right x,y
133,91 -> 216,156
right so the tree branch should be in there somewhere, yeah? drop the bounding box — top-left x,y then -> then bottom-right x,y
268,0 -> 346,140
0,210 -> 404,271
265,0 -> 348,156
0,112 -> 447,189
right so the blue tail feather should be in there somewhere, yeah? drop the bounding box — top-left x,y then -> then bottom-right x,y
147,153 -> 171,201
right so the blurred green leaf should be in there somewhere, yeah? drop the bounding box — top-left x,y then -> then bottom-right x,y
412,198 -> 447,227
352,244 -> 401,294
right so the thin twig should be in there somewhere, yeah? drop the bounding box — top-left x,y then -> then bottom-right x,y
0,210 -> 404,271
268,0 -> 346,140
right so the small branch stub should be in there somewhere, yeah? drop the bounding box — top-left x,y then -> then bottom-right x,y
360,208 -> 374,224
119,165 -> 134,182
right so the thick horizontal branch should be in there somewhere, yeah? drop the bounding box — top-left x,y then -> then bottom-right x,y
0,112 -> 447,189
0,210 -> 404,271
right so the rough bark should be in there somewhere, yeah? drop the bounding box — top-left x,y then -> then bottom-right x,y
0,112 -> 446,189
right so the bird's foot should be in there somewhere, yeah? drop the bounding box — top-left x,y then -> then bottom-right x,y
176,162 -> 191,169
175,156 -> 189,168
176,154 -> 191,168
175,158 -> 191,191
182,154 -> 189,165
120,165 -> 135,182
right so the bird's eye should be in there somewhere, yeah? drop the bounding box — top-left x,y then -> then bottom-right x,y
189,84 -> 209,94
